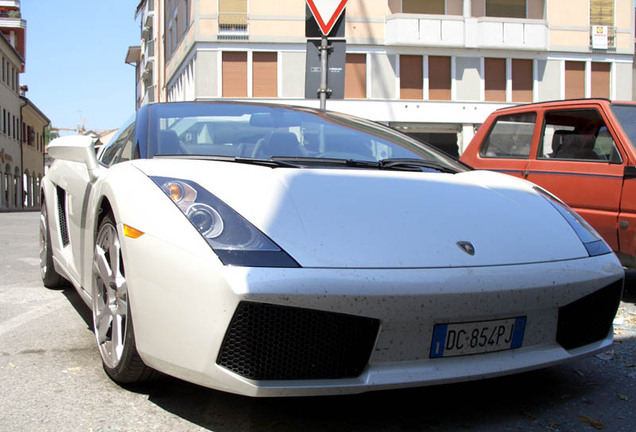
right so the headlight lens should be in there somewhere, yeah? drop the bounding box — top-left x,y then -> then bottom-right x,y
151,176 -> 299,267
534,186 -> 611,257
186,203 -> 224,238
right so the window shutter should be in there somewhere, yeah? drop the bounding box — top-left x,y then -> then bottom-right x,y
565,61 -> 585,99
512,59 -> 533,103
345,54 -> 367,99
485,58 -> 506,102
590,0 -> 614,26
222,52 -> 247,98
591,62 -> 610,99
253,52 -> 277,98
428,56 -> 451,101
400,55 -> 423,100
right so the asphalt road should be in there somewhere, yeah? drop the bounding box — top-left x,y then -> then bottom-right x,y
1,211 -> 635,432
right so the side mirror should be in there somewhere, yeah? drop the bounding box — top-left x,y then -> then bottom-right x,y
47,135 -> 102,181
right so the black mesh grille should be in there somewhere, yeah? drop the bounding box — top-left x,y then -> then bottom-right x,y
217,302 -> 380,381
56,186 -> 69,247
557,279 -> 623,350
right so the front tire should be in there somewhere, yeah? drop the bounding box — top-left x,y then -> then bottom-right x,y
92,214 -> 155,384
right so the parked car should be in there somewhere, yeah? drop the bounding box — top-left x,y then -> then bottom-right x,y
41,101 -> 623,397
461,99 -> 636,269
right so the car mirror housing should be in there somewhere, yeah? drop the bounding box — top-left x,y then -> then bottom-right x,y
47,135 -> 102,181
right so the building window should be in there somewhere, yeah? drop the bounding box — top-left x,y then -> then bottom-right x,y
486,0 -> 526,18
590,0 -> 614,26
166,0 -> 192,58
400,55 -> 423,100
428,56 -> 451,101
344,54 -> 366,99
222,52 -> 247,98
252,52 -> 277,98
485,58 -> 506,102
565,61 -> 585,99
591,62 -> 610,99
512,59 -> 533,102
403,0 -> 444,14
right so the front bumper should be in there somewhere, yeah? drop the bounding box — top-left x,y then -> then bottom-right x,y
122,231 -> 624,397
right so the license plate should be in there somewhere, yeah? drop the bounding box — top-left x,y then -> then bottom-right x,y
429,317 -> 526,358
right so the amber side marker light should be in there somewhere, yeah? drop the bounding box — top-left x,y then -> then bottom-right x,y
123,224 -> 145,239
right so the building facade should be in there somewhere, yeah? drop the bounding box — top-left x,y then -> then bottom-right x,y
133,0 -> 635,156
1,0 -> 49,211
0,31 -> 23,209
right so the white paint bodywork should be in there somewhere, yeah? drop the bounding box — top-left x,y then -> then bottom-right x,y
41,137 -> 624,397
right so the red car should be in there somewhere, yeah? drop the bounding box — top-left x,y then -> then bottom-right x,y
461,99 -> 636,268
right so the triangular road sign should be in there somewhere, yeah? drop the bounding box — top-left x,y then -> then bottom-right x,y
306,0 -> 349,36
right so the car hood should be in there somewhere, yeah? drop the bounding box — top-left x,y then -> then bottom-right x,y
134,159 -> 590,268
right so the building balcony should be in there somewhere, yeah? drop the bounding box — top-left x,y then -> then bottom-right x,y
0,14 -> 26,30
142,10 -> 154,41
386,14 -> 548,51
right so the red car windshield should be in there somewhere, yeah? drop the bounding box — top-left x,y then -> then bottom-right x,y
611,104 -> 636,151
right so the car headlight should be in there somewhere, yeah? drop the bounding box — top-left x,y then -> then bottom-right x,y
151,176 -> 299,268
534,186 -> 611,257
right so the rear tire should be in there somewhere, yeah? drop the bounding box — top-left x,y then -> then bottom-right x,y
92,213 -> 156,384
39,200 -> 69,289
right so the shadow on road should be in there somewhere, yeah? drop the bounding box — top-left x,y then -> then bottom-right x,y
122,359 -> 629,432
61,286 -> 93,330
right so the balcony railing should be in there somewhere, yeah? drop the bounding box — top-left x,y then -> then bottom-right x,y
218,13 -> 248,40
0,10 -> 20,18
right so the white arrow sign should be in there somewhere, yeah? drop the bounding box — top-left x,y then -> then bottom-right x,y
306,0 -> 348,36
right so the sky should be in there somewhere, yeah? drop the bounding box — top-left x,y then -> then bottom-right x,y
20,1 -> 141,134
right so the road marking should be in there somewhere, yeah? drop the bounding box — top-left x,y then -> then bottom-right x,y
0,296 -> 67,338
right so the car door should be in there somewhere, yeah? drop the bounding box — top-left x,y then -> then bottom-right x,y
524,106 -> 624,252
48,152 -> 95,285
463,111 -> 538,178
608,103 -> 636,265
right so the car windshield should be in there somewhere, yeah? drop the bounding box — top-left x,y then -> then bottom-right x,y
146,102 -> 466,173
611,103 -> 636,151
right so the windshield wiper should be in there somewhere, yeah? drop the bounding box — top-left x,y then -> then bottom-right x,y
379,158 -> 460,173
268,156 -> 460,173
154,154 -> 302,168
271,156 -> 378,168
233,157 -> 302,168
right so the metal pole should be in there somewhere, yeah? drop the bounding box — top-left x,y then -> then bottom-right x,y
319,34 -> 328,111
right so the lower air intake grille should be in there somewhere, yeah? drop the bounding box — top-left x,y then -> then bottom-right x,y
217,301 -> 380,381
557,279 -> 623,350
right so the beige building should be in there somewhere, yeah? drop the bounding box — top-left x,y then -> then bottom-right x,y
132,0 -> 635,156
1,1 -> 49,211
0,31 -> 23,210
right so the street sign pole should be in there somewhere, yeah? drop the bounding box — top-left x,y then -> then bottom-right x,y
319,35 -> 329,110
306,0 -> 349,111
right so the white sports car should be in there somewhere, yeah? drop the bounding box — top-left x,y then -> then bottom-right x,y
40,102 -> 624,397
